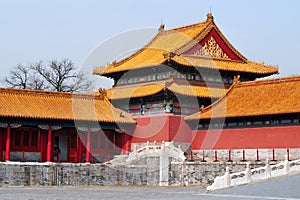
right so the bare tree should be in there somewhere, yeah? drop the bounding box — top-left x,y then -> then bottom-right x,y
4,59 -> 94,92
5,64 -> 30,89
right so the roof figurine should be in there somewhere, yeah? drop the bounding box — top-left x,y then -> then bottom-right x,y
233,75 -> 240,84
98,88 -> 107,99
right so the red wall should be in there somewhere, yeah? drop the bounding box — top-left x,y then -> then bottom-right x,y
192,125 -> 300,150
131,114 -> 192,143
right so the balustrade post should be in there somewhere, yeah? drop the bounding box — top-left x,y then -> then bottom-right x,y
225,166 -> 231,187
245,162 -> 252,183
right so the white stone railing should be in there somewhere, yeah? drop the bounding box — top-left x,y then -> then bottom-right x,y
126,141 -> 185,164
207,158 -> 300,191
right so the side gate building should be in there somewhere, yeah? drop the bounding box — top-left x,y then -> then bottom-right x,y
0,88 -> 135,163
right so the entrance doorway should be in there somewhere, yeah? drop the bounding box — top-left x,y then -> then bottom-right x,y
54,136 -> 68,161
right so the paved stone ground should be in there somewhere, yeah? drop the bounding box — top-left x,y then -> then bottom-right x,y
1,173 -> 300,200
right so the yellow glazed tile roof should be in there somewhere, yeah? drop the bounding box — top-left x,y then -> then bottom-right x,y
185,76 -> 300,121
107,83 -> 165,99
0,88 -> 135,124
106,79 -> 226,100
93,14 -> 278,76
172,55 -> 278,75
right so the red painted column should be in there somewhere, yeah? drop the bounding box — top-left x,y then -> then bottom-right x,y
121,133 -> 131,154
242,150 -> 246,161
272,149 -> 276,161
228,150 -> 232,162
86,128 -> 91,163
0,130 -> 2,161
201,150 -> 206,162
76,134 -> 81,163
5,124 -> 11,161
46,126 -> 52,162
214,150 -> 218,162
190,150 -> 194,161
39,132 -> 43,162
256,149 -> 260,161
40,131 -> 46,162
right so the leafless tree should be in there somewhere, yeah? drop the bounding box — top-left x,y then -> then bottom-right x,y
4,59 -> 94,92
5,64 -> 30,89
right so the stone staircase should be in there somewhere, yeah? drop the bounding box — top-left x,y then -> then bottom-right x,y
109,141 -> 186,166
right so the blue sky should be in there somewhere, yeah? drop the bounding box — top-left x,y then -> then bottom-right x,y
1,0 -> 300,88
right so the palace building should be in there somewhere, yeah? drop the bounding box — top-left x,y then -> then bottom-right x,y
93,13 -> 278,150
1,13 -> 298,163
0,88 -> 135,163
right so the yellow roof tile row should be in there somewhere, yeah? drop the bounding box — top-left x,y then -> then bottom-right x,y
0,88 -> 134,124
185,76 -> 300,121
106,79 -> 226,100
172,56 -> 279,75
107,83 -> 164,99
94,48 -> 168,75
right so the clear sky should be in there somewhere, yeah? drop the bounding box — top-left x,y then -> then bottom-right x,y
1,0 -> 300,88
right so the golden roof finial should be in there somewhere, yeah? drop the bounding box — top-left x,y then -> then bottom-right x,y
158,23 -> 165,33
206,12 -> 214,21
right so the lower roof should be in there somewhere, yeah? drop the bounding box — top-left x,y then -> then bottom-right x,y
106,79 -> 227,100
185,76 -> 300,121
0,88 -> 135,124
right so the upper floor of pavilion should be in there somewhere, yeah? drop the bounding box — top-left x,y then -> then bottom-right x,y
93,13 -> 279,87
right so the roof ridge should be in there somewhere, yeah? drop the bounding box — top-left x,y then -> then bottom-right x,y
174,20 -> 213,54
180,55 -> 244,63
0,87 -> 103,99
196,75 -> 240,114
175,14 -> 248,62
167,21 -> 208,32
111,80 -> 169,90
237,75 -> 300,87
210,20 -> 247,62
93,17 -> 210,74
93,31 -> 164,74
180,55 -> 279,69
